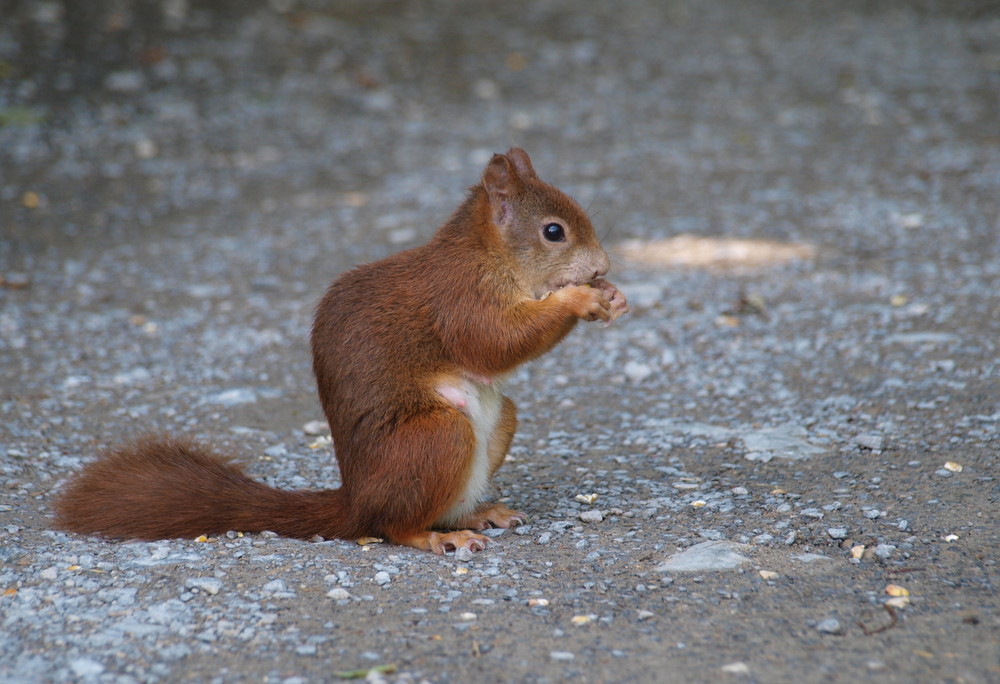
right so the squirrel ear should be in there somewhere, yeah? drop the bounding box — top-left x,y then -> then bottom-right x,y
482,153 -> 515,198
482,148 -> 535,226
482,154 -> 517,225
505,147 -> 537,180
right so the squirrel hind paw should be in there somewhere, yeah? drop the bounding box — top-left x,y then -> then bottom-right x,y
395,530 -> 489,554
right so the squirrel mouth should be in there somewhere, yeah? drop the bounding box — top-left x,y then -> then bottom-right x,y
537,277 -> 594,300
552,278 -> 589,290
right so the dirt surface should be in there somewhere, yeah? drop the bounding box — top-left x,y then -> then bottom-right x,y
1,1 -> 998,682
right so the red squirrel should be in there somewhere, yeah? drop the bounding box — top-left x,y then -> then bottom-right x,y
54,148 -> 629,554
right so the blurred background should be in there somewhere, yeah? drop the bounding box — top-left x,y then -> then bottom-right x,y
3,0 -> 997,265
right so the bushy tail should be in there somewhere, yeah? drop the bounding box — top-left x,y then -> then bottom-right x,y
54,436 -> 352,541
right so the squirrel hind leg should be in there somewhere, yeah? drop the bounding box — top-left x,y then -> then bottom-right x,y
347,408 -> 485,552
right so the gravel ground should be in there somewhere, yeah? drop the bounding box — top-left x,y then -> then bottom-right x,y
2,1 -> 998,682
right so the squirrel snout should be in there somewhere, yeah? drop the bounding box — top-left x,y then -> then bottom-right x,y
593,252 -> 611,279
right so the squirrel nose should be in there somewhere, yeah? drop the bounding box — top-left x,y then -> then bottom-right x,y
594,252 -> 610,278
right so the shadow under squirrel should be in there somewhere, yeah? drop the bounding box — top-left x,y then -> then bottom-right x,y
54,148 -> 629,554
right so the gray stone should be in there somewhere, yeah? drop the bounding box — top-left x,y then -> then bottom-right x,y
655,541 -> 751,573
104,70 -> 145,92
855,434 -> 884,451
204,388 -> 258,405
874,544 -> 897,560
185,577 -> 223,595
815,618 -> 844,635
624,361 -> 654,383
69,658 -> 105,677
742,425 -> 827,460
792,553 -> 834,563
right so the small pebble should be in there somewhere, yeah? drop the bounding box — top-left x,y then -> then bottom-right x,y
855,434 -> 884,451
373,572 -> 391,586
815,618 -> 843,635
455,547 -> 475,562
827,527 -> 849,540
104,70 -> 145,92
262,579 -> 287,594
623,361 -> 653,383
579,510 -> 604,523
550,651 -> 575,662
874,544 -> 896,560
302,420 -> 329,435
185,577 -> 223,595
70,658 -> 105,677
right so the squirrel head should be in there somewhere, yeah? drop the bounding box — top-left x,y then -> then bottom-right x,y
481,148 -> 611,299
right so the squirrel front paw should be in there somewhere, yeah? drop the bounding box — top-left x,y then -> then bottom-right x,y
553,284 -> 610,322
557,280 -> 628,324
590,278 -> 629,323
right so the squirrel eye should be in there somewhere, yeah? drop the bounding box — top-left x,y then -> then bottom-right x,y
542,222 -> 566,242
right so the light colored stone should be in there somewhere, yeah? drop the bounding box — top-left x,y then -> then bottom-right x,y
655,541 -> 751,573
816,618 -> 843,635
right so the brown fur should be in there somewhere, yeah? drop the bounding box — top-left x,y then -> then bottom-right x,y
54,148 -> 628,554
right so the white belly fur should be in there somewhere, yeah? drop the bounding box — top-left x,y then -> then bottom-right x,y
434,375 -> 504,528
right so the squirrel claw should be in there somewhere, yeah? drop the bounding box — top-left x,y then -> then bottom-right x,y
454,503 -> 526,531
430,530 -> 489,555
